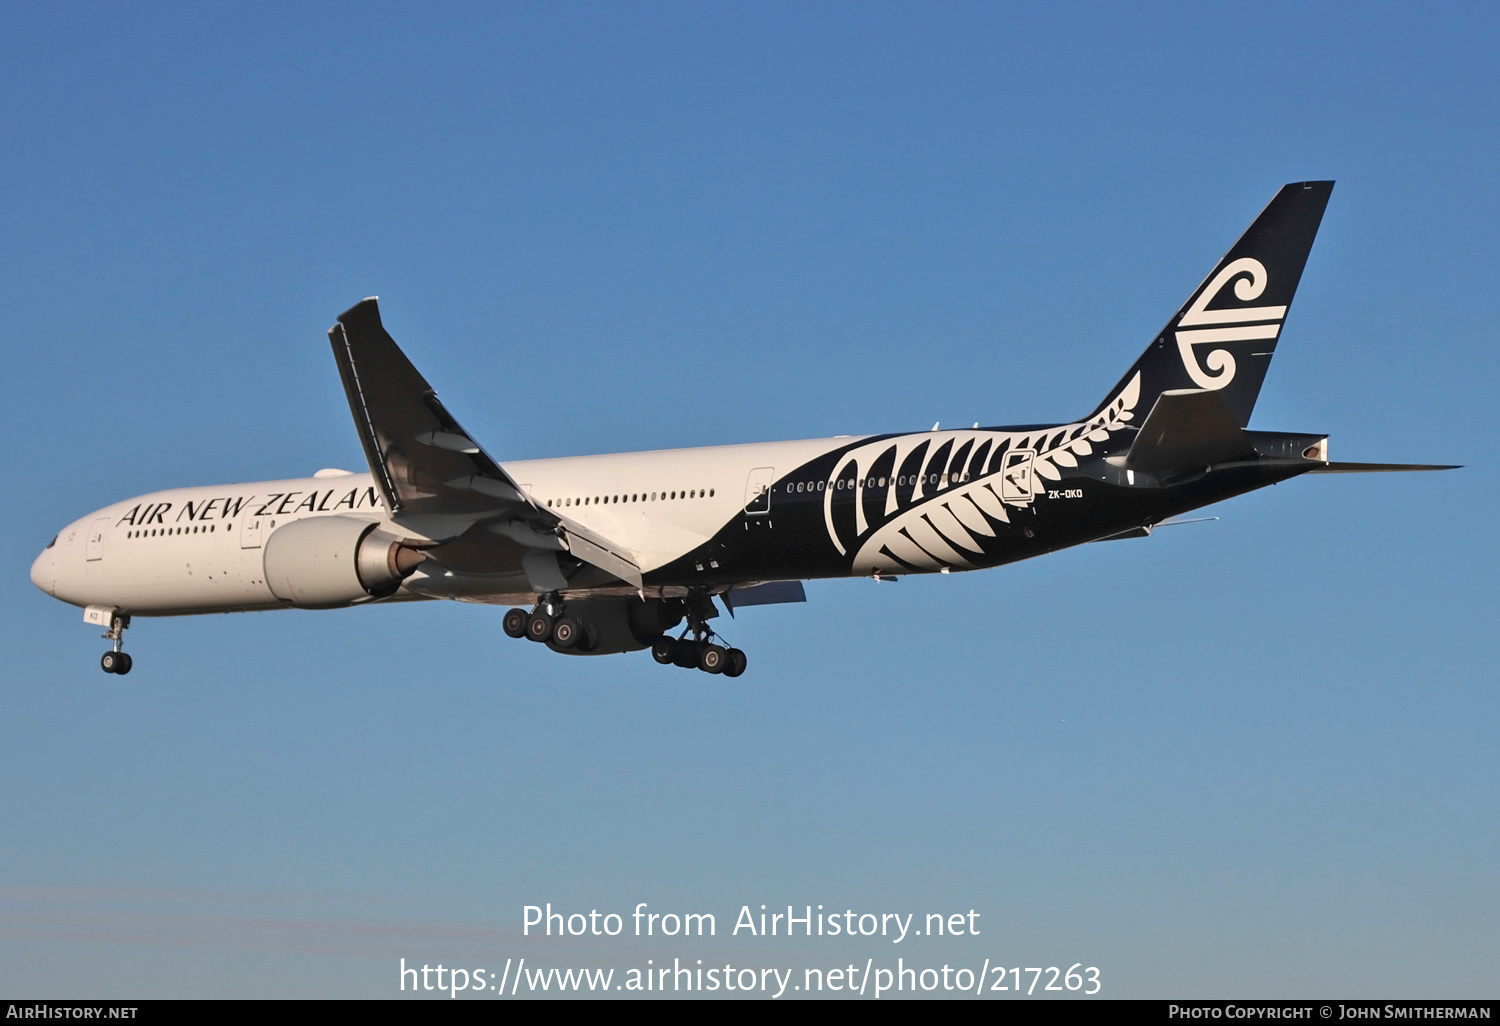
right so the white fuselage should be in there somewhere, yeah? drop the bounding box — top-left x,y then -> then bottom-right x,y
30,435 -> 862,617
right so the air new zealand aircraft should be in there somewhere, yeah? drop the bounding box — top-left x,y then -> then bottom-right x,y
31,181 -> 1454,677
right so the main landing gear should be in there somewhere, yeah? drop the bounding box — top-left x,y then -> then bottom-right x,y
648,589 -> 746,677
500,593 -> 747,675
651,634 -> 747,677
502,597 -> 599,652
100,612 -> 133,675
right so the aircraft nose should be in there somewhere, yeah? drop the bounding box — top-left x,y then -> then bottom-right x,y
31,539 -> 56,596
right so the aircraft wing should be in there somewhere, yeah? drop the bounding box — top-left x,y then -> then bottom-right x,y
328,298 -> 642,588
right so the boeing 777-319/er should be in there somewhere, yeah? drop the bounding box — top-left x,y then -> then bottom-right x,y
31,182 -> 1456,677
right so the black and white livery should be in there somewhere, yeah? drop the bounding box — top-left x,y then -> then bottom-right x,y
31,182 -> 1454,677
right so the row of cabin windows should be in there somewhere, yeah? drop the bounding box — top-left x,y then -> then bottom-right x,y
127,524 -> 220,538
784,471 -> 970,494
546,488 -> 714,509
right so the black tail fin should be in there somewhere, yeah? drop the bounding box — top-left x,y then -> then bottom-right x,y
1089,181 -> 1334,428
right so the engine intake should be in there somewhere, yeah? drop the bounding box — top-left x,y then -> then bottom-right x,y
264,516 -> 424,609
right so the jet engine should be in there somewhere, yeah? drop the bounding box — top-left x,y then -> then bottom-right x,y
263,516 -> 425,609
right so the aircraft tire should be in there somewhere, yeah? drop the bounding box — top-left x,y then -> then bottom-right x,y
651,637 -> 676,664
502,608 -> 528,639
526,611 -> 555,643
698,644 -> 727,674
722,649 -> 747,678
552,617 -> 582,649
101,651 -> 129,674
672,641 -> 702,669
116,652 -> 132,675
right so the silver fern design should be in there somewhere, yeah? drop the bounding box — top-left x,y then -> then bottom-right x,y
825,372 -> 1142,575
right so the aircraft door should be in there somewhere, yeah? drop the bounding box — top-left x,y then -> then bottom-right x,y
999,449 -> 1037,503
85,518 -> 108,561
744,467 -> 775,515
240,516 -> 264,549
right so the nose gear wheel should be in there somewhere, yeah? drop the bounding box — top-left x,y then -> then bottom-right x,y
99,611 -> 133,675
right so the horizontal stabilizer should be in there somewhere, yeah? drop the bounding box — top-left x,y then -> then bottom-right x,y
1307,462 -> 1461,474
1125,389 -> 1257,472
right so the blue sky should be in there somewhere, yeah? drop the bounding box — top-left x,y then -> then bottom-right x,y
2,2 -> 1495,998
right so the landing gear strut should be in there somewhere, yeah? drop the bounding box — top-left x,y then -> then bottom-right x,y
100,612 -> 132,675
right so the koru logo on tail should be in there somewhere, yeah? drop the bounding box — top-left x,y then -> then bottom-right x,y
1175,257 -> 1285,390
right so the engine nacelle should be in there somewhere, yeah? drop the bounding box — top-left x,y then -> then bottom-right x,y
263,516 -> 424,609
550,597 -> 686,656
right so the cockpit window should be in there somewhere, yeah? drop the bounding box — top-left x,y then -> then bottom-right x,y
46,535 -> 56,549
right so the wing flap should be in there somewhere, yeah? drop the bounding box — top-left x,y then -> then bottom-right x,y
550,512 -> 643,589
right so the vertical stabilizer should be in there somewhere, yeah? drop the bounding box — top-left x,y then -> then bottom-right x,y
1089,181 -> 1333,428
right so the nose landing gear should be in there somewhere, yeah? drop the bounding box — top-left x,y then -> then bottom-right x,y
100,612 -> 132,675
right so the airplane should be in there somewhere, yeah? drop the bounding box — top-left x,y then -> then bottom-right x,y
30,181 -> 1455,678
